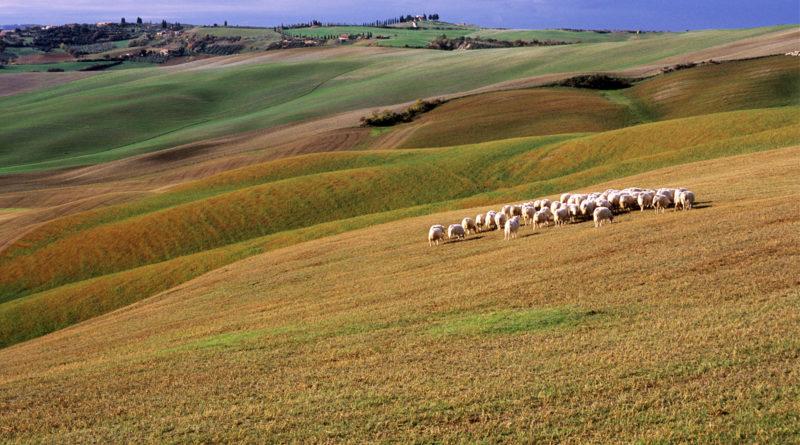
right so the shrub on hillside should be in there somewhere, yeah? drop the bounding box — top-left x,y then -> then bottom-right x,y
360,99 -> 445,127
550,74 -> 633,90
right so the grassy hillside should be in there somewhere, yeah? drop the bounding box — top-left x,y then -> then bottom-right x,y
386,55 -> 799,148
469,28 -> 661,43
630,55 -> 800,119
389,88 -> 635,148
0,25 -> 792,174
1,106 -> 797,347
192,26 -> 282,39
1,146 -> 797,442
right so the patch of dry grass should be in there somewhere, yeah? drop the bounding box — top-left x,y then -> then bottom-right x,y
0,146 -> 798,442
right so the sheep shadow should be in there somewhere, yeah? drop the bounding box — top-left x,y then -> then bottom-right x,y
446,235 -> 486,244
691,201 -> 713,210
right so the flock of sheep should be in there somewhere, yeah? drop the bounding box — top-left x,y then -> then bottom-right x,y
428,187 -> 696,246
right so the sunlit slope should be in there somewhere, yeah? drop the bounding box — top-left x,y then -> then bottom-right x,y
385,55 -> 799,148
0,25 -> 792,173
388,88 -> 636,148
630,55 -> 800,119
0,106 -> 797,347
1,146 -> 797,443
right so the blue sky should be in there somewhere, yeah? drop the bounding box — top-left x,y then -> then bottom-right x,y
1,0 -> 798,30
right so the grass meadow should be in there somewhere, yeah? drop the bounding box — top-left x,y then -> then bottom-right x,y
0,146 -> 797,442
0,25 -> 792,174
1,105 -> 797,347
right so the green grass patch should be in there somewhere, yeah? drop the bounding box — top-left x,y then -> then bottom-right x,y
430,307 -> 595,336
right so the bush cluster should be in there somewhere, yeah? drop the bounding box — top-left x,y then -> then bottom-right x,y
360,99 -> 445,127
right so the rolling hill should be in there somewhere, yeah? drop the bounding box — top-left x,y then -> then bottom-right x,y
1,104 -> 797,347
0,146 -> 797,442
0,25 -> 795,174
0,22 -> 798,442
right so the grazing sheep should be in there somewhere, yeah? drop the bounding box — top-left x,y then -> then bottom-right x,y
560,193 -> 572,203
653,194 -> 670,213
608,192 -> 622,208
475,214 -> 485,232
637,192 -> 654,211
448,224 -> 466,240
579,199 -> 596,217
539,199 -> 552,211
595,198 -> 612,209
512,205 -> 523,217
593,207 -> 614,228
656,188 -> 675,204
675,190 -> 695,211
550,200 -> 562,213
485,211 -> 498,230
501,205 -> 514,219
618,194 -> 637,211
533,208 -> 553,228
521,205 -> 536,226
504,216 -> 521,240
567,203 -> 580,221
554,207 -> 571,226
462,217 -> 478,235
494,212 -> 508,231
428,225 -> 445,246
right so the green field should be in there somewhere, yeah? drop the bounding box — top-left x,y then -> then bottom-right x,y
469,28 -> 661,43
193,26 -> 283,39
0,25 -> 792,174
0,59 -> 154,73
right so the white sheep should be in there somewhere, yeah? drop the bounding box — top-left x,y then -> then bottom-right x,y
521,205 -> 536,226
533,208 -> 553,228
656,188 -> 675,204
593,207 -> 614,228
618,194 -> 637,211
501,205 -> 514,219
448,224 -> 466,240
504,216 -> 520,240
475,214 -> 485,232
560,193 -> 572,203
675,190 -> 695,211
653,194 -> 670,213
428,225 -> 445,246
494,212 -> 507,231
637,192 -> 654,211
579,199 -> 596,217
539,198 -> 552,210
485,211 -> 498,230
554,207 -> 571,226
462,217 -> 478,235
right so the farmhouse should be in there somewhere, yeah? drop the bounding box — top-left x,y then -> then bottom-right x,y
338,34 -> 350,43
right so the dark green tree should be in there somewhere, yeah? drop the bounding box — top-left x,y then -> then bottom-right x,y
136,17 -> 143,25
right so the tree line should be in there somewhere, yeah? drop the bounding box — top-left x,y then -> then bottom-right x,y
278,13 -> 442,30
